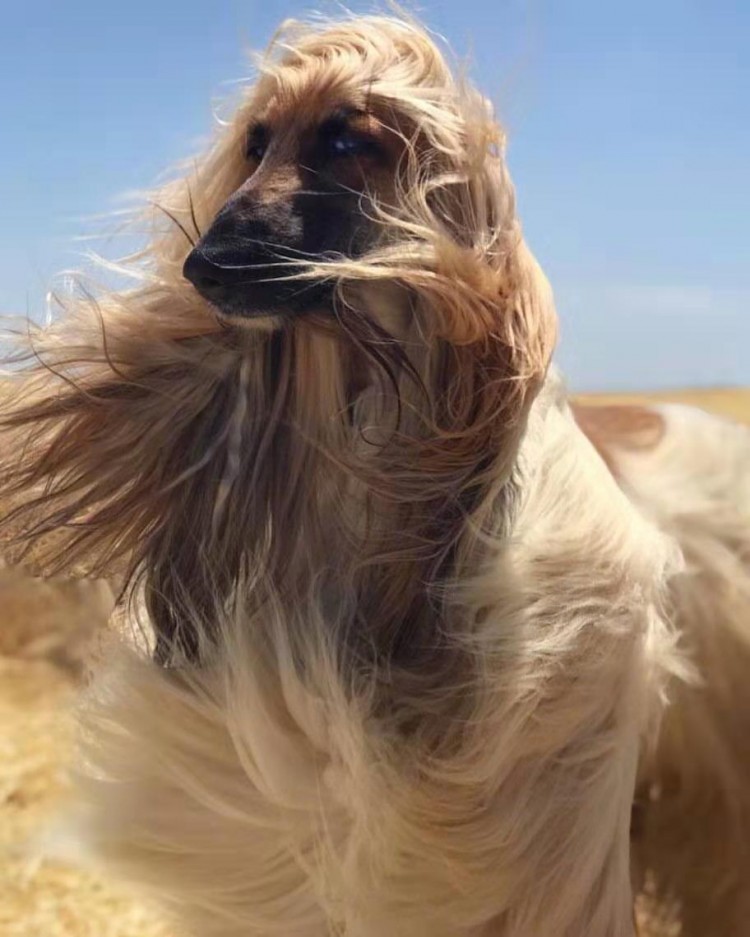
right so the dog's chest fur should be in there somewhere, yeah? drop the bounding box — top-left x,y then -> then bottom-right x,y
75,376 -> 687,937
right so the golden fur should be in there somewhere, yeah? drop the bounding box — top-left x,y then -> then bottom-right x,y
0,14 -> 748,936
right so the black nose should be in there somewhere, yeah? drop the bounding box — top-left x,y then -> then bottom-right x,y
182,249 -> 231,300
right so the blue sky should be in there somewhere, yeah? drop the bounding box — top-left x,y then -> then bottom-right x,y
1,0 -> 747,390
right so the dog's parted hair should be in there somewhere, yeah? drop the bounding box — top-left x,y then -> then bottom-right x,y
1,13 -> 748,937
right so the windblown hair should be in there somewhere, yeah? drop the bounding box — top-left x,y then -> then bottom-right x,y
1,13 -> 749,937
0,15 -> 554,667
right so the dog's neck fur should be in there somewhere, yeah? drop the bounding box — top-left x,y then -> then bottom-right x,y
146,293 -> 528,688
0,283 -> 536,696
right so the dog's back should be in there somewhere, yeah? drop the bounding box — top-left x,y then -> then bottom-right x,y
577,401 -> 750,934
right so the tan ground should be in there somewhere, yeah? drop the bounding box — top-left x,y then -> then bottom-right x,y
1,387 -> 748,936
0,569 -> 172,937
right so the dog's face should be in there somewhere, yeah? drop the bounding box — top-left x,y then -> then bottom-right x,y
183,93 -> 404,320
176,18 -> 554,354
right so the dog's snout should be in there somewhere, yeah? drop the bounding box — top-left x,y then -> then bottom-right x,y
181,184 -> 365,318
183,250 -> 229,300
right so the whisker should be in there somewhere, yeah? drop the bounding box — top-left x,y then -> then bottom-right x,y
150,200 -> 196,248
186,182 -> 203,240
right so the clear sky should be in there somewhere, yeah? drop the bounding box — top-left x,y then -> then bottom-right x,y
1,1 -> 747,390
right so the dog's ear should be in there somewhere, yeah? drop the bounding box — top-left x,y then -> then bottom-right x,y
410,144 -> 558,450
486,236 -> 558,417
375,85 -> 557,429
404,235 -> 556,507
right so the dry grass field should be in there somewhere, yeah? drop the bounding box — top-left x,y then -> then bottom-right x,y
578,386 -> 750,424
1,387 -> 748,937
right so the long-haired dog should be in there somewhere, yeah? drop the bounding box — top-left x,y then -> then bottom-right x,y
1,14 -> 748,937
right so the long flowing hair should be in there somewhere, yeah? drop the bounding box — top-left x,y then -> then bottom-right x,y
0,15 -> 556,672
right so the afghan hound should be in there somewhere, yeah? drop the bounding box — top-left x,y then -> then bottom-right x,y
1,14 -> 748,937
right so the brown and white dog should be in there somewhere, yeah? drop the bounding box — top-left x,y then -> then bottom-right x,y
0,14 -> 748,937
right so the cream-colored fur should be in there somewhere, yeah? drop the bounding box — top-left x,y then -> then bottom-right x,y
0,13 -> 748,937
71,375 -> 695,937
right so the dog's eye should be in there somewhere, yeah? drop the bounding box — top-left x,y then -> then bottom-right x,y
327,131 -> 374,158
245,124 -> 268,163
319,118 -> 380,160
246,143 -> 267,162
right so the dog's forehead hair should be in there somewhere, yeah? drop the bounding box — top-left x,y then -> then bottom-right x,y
251,84 -> 395,144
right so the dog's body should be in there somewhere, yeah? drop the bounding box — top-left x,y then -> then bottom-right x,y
593,402 -> 750,935
1,15 -> 748,937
